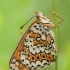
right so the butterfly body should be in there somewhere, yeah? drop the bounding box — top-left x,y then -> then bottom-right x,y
9,11 -> 57,70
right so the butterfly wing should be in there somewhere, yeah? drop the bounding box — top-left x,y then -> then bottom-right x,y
9,19 -> 56,70
9,19 -> 41,70
19,21 -> 56,69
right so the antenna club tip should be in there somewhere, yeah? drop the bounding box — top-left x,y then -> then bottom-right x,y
20,30 -> 24,34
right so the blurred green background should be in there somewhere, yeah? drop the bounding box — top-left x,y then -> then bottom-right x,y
0,0 -> 70,70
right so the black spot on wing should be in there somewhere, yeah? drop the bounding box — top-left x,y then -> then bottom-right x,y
42,32 -> 44,34
30,40 -> 32,42
37,23 -> 40,24
44,63 -> 47,66
34,25 -> 37,28
36,28 -> 39,30
26,63 -> 29,66
31,65 -> 34,67
22,59 -> 24,62
40,29 -> 42,31
10,67 -> 12,69
39,25 -> 41,27
51,38 -> 54,44
37,64 -> 41,67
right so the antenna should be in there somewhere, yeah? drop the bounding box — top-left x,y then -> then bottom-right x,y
20,16 -> 35,29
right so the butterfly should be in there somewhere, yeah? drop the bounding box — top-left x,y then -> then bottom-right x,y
9,11 -> 63,70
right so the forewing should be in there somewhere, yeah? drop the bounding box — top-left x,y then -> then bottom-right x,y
9,19 -> 40,70
9,19 -> 56,70
20,22 -> 56,69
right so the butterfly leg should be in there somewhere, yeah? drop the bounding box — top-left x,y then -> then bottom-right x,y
51,12 -> 63,28
44,12 -> 63,28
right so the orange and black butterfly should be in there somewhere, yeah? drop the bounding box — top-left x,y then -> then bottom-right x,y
9,11 -> 63,70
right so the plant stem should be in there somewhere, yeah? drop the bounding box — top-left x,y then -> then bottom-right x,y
52,0 -> 55,12
52,0 -> 58,70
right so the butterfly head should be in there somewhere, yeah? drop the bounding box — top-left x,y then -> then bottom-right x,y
35,11 -> 44,19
